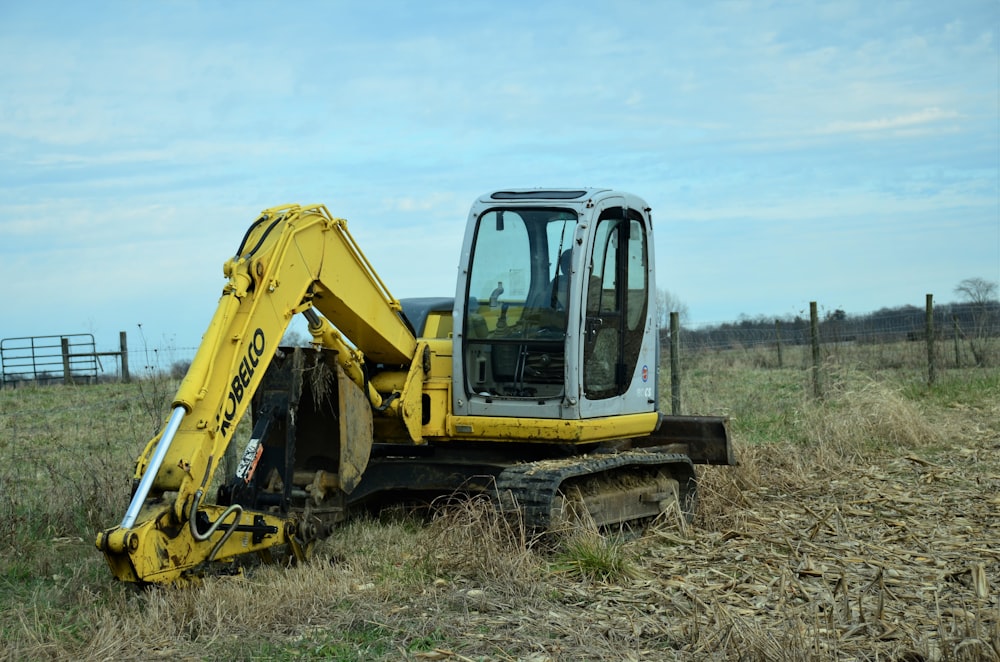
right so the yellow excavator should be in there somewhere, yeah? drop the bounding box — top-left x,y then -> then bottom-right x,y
96,188 -> 733,585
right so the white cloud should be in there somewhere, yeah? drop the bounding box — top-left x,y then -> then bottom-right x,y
818,107 -> 962,136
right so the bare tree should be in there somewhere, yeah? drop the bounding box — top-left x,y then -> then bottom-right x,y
656,288 -> 689,327
954,277 -> 998,367
954,277 -> 998,306
281,328 -> 310,347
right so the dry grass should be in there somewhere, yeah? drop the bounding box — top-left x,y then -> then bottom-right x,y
1,361 -> 998,661
423,493 -> 543,594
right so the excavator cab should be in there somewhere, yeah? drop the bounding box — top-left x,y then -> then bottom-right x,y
453,189 -> 657,421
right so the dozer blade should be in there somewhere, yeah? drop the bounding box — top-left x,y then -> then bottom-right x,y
638,414 -> 735,466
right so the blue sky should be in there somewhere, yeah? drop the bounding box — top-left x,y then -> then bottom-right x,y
1,1 -> 997,363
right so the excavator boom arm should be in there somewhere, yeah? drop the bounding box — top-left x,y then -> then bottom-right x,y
98,204 -> 416,583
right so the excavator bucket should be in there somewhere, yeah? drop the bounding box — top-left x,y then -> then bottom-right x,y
334,355 -> 374,493
259,346 -> 375,496
223,347 -> 374,520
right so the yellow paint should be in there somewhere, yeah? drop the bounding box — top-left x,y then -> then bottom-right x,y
446,412 -> 659,443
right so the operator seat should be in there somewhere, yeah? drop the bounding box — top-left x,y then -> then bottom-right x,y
525,249 -> 572,313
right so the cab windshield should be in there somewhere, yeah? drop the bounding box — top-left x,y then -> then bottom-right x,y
463,208 -> 577,398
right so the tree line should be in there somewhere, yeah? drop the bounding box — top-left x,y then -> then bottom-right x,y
678,300 -> 999,348
659,278 -> 1000,368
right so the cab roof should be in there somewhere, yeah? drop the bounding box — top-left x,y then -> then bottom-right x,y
479,188 -> 611,202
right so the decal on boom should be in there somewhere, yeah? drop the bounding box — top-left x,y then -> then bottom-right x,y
220,328 -> 266,437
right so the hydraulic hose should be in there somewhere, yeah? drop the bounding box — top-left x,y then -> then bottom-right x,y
189,489 -> 244,562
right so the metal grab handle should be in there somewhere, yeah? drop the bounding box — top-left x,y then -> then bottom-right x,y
120,406 -> 186,529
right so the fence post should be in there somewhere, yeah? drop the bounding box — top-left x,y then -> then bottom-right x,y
670,311 -> 681,415
926,294 -> 936,386
774,319 -> 784,368
810,302 -> 822,398
952,315 -> 961,368
119,331 -> 130,383
61,337 -> 74,385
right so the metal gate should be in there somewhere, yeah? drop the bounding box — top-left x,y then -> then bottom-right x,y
1,334 -> 99,385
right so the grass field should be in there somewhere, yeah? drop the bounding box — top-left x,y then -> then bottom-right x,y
1,353 -> 998,661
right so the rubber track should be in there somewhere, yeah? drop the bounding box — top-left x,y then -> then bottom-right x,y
494,451 -> 696,531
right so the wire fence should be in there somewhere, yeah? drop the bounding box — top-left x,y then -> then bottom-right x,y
671,300 -> 1000,371
3,298 -> 998,389
682,312 -> 998,350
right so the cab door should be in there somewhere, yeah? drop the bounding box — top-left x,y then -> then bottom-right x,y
580,202 -> 655,417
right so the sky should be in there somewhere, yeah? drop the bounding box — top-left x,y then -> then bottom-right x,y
1,0 -> 998,366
